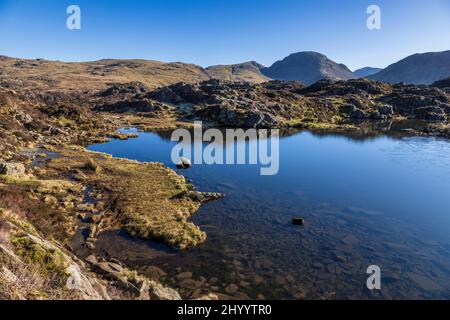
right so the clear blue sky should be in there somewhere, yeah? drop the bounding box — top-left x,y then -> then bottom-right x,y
0,0 -> 449,70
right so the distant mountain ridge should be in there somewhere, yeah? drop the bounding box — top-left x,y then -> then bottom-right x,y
2,50 -> 450,93
369,51 -> 450,85
205,61 -> 270,83
260,51 -> 357,85
354,67 -> 383,78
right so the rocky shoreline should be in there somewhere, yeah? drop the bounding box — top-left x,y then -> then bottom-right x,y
1,75 -> 450,300
0,84 -> 221,299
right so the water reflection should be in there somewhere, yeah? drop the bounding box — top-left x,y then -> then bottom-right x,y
81,124 -> 450,299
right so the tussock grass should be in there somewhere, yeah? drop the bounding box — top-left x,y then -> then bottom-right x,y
42,147 -> 206,249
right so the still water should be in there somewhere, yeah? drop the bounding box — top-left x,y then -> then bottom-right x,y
85,127 -> 450,299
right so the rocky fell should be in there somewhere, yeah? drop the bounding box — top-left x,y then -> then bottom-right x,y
128,78 -> 450,128
261,52 -> 357,85
369,50 -> 450,85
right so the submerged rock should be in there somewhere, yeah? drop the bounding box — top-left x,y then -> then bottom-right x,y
292,218 -> 305,226
176,191 -> 225,203
88,258 -> 181,300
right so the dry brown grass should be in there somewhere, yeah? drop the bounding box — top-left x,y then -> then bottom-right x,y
0,57 -> 211,92
0,210 -> 80,300
40,147 -> 206,249
205,62 -> 270,83
116,113 -> 195,131
0,185 -> 74,242
0,259 -> 79,300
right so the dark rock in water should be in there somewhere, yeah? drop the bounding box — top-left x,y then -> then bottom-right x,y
172,190 -> 225,203
143,266 -> 167,280
176,157 -> 192,169
187,191 -> 225,203
292,218 -> 305,226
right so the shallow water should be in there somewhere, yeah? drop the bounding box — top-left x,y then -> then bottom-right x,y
85,127 -> 450,299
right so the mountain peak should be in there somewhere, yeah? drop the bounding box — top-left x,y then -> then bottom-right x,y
287,51 -> 327,58
261,51 -> 356,85
369,50 -> 450,85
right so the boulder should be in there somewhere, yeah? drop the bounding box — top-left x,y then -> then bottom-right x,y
176,157 -> 192,169
48,126 -> 69,136
66,264 -> 110,300
186,191 -> 225,203
292,218 -> 305,226
174,190 -> 225,203
91,261 -> 125,279
149,282 -> 182,300
88,259 -> 181,300
243,112 -> 279,128
143,266 -> 167,280
85,255 -> 98,265
377,104 -> 394,116
195,293 -> 219,300
0,162 -> 26,177
15,113 -> 33,124
340,104 -> 367,119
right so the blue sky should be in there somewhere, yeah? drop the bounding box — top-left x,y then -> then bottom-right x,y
0,0 -> 449,70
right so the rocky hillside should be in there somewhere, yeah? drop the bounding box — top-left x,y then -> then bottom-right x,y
0,85 -> 225,300
205,61 -> 270,83
0,56 -> 269,94
0,56 -> 210,92
354,67 -> 383,78
260,52 -> 356,85
369,51 -> 450,85
139,78 -> 450,129
432,77 -> 450,91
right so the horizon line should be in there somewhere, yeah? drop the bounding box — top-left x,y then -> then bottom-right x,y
2,48 -> 449,72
